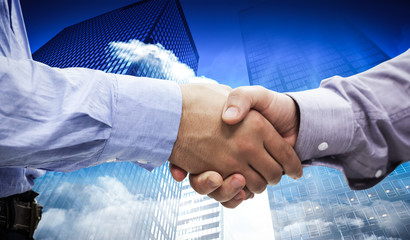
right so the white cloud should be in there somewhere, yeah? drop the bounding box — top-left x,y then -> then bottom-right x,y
108,39 -> 217,84
35,176 -> 173,240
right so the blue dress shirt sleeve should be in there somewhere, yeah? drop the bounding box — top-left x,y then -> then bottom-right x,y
287,49 -> 410,189
0,56 -> 182,172
1,0 -> 48,197
0,0 -> 182,197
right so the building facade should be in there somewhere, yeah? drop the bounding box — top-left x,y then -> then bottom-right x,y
33,0 -> 198,76
32,0 -> 198,239
176,179 -> 224,240
240,2 -> 410,240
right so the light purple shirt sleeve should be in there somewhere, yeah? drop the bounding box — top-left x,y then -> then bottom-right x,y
0,57 -> 182,172
0,0 -> 183,197
287,49 -> 410,190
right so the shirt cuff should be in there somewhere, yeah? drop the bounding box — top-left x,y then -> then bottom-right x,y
286,88 -> 355,161
100,75 -> 182,171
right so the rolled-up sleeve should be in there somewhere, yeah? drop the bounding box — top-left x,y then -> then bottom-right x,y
287,49 -> 410,189
0,56 -> 182,172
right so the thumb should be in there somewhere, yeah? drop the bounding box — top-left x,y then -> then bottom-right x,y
222,86 -> 274,125
222,87 -> 253,125
169,163 -> 188,182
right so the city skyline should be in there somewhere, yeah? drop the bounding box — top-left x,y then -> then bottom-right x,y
21,0 -> 410,88
18,0 -> 410,239
240,2 -> 410,239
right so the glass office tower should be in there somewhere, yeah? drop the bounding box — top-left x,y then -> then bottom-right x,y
176,179 -> 224,240
32,0 -> 198,239
240,2 -> 410,240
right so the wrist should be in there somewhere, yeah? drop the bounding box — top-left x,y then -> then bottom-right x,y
286,87 -> 354,160
275,93 -> 299,147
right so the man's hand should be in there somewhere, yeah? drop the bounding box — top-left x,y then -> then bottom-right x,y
169,163 -> 251,208
186,86 -> 302,208
169,84 -> 301,194
222,86 -> 300,147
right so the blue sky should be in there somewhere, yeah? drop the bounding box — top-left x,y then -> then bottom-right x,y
20,0 -> 410,88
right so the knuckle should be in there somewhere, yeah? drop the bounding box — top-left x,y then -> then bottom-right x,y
230,87 -> 247,97
224,157 -> 239,172
253,85 -> 265,92
236,138 -> 256,153
248,112 -> 266,132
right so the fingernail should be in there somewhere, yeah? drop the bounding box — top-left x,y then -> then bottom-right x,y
231,178 -> 244,189
224,107 -> 239,119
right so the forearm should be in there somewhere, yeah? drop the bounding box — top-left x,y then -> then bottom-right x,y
0,56 -> 182,172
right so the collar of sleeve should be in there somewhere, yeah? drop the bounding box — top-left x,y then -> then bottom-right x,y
99,74 -> 182,171
286,87 -> 354,161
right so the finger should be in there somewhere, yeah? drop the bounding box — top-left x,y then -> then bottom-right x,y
169,163 -> 187,182
249,150 -> 284,186
239,112 -> 283,186
207,174 -> 246,202
189,171 -> 223,195
243,186 -> 254,200
220,190 -> 246,209
222,86 -> 275,125
262,123 -> 303,180
243,165 -> 268,194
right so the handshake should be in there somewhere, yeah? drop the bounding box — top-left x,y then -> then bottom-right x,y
168,84 -> 303,208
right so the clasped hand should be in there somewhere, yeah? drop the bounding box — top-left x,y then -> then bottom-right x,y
168,84 -> 303,208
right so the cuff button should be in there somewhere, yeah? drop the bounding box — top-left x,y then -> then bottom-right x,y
137,159 -> 148,164
318,142 -> 328,151
375,170 -> 383,178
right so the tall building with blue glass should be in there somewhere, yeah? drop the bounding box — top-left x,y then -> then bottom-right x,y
33,0 -> 198,76
176,179 -> 224,240
32,0 -> 198,239
240,2 -> 410,240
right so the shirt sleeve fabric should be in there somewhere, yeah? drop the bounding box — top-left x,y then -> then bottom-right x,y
0,0 -> 48,197
0,56 -> 182,172
287,49 -> 410,190
0,0 -> 183,197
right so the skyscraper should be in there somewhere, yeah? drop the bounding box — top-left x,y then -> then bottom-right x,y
240,2 -> 410,240
176,179 -> 224,240
33,0 -> 198,75
32,0 -> 198,239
